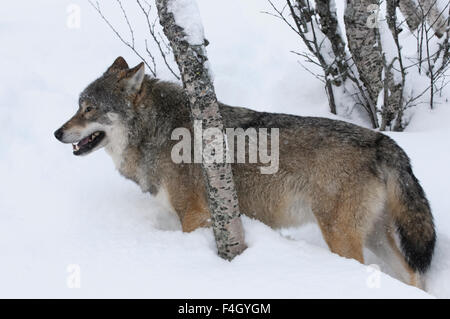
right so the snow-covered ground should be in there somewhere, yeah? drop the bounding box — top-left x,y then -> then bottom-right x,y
0,0 -> 448,298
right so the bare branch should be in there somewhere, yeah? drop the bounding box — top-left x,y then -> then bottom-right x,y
88,0 -> 157,76
136,0 -> 180,80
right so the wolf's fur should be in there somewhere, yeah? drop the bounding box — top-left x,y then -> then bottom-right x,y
55,57 -> 436,289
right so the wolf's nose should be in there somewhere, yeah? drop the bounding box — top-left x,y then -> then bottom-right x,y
54,128 -> 64,141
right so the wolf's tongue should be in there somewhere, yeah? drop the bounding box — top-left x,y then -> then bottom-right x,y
78,136 -> 90,147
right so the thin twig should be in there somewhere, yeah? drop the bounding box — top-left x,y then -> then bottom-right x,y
88,0 -> 157,76
136,0 -> 180,79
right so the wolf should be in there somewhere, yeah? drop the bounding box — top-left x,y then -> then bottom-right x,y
54,57 -> 435,289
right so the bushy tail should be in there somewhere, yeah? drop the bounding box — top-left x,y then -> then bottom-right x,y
379,135 -> 436,273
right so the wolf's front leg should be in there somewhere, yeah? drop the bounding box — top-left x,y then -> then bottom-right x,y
181,197 -> 212,232
163,164 -> 212,232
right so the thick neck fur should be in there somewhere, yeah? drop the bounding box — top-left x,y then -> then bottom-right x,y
106,76 -> 192,194
127,76 -> 191,147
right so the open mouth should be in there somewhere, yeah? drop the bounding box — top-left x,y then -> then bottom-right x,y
72,131 -> 106,156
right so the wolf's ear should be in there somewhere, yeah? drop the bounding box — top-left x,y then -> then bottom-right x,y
105,56 -> 129,75
119,62 -> 145,94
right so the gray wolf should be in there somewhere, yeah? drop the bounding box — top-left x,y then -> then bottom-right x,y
54,57 -> 435,289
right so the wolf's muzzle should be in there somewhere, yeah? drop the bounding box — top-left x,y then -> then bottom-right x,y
54,128 -> 64,141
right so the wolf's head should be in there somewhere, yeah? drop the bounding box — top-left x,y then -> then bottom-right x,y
54,57 -> 145,156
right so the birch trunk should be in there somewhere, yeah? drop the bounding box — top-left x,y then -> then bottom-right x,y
288,0 -> 341,114
399,0 -> 422,31
344,0 -> 383,101
399,0 -> 448,37
385,0 -> 406,131
315,0 -> 349,84
344,0 -> 383,127
155,0 -> 247,260
419,0 -> 448,38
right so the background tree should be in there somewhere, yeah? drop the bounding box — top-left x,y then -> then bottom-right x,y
268,0 -> 449,131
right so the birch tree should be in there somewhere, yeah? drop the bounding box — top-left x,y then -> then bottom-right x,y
270,0 -> 449,131
155,0 -> 247,260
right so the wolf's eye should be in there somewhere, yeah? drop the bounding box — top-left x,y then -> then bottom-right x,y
85,106 -> 93,113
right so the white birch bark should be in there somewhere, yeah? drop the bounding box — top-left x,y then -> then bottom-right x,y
399,0 -> 448,37
344,0 -> 383,127
155,0 -> 247,260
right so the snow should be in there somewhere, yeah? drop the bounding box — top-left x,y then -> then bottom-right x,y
0,0 -> 449,298
168,0 -> 205,45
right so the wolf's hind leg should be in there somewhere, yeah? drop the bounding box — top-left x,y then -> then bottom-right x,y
385,230 -> 424,289
313,181 -> 385,265
317,221 -> 365,264
314,199 -> 365,263
366,218 -> 424,289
